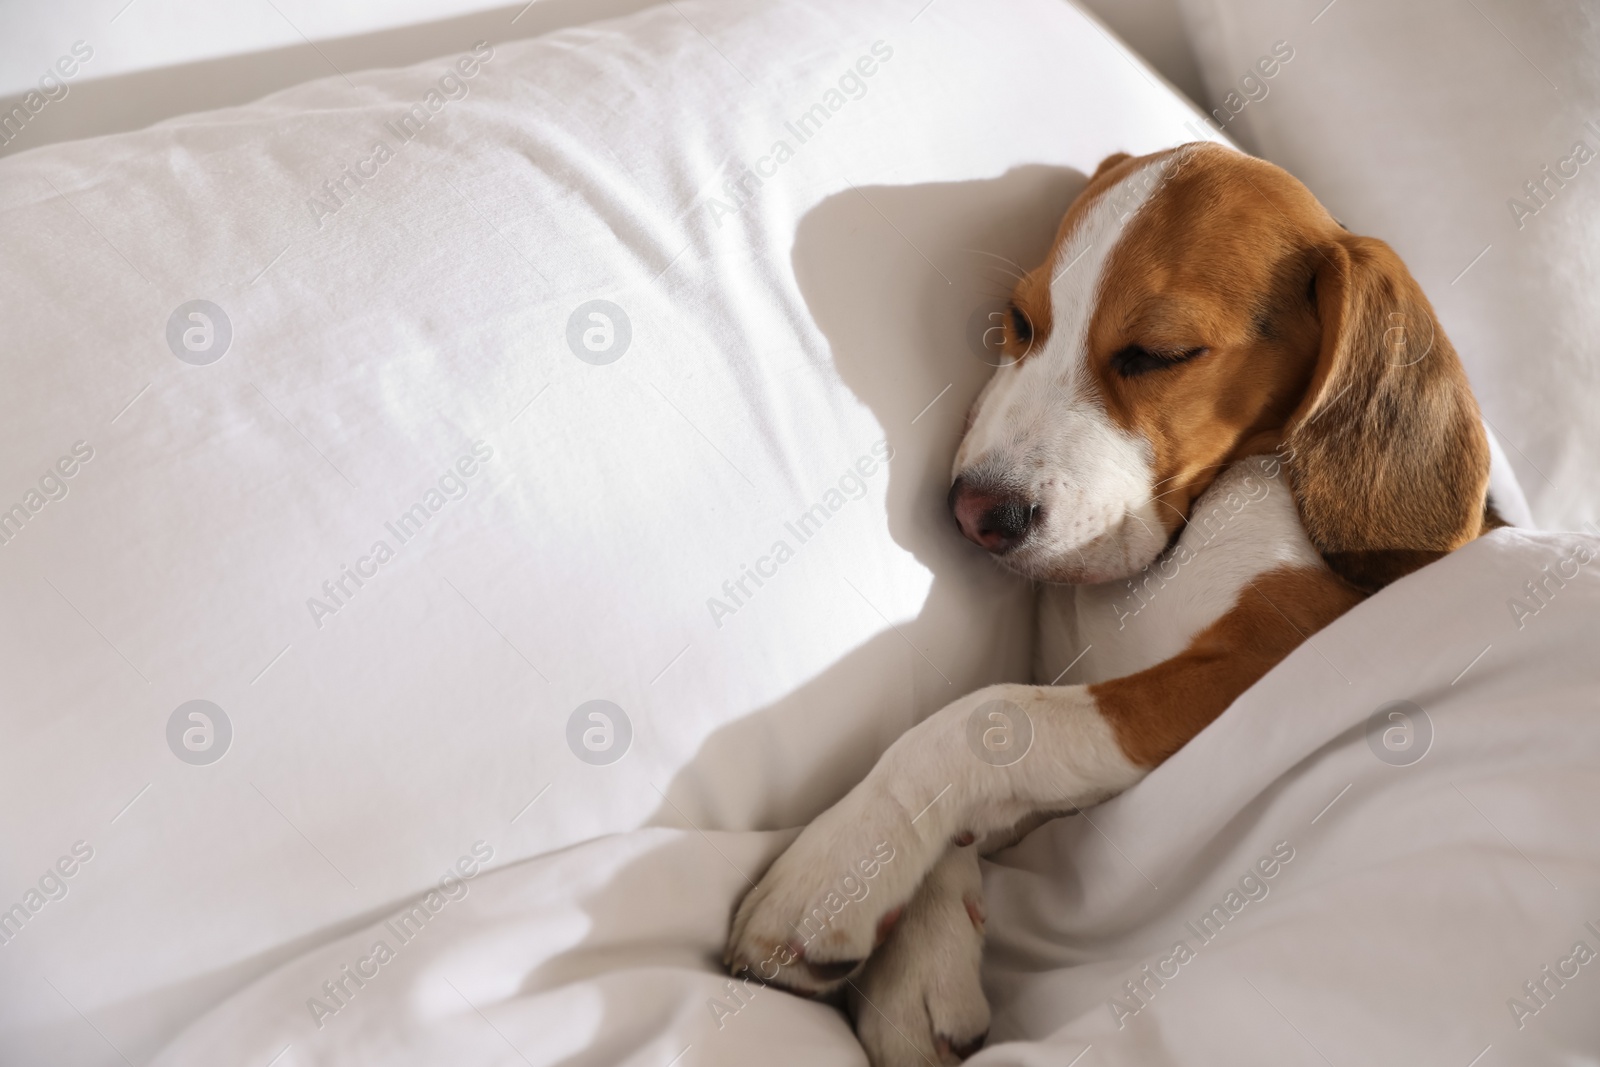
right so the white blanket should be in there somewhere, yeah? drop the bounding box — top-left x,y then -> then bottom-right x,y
149,527 -> 1600,1065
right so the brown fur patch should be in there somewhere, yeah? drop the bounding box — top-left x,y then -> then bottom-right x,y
1090,563 -> 1364,767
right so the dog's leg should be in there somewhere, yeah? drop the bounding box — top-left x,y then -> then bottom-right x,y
725,564 -> 1358,993
725,680 -> 1137,993
849,843 -> 988,1067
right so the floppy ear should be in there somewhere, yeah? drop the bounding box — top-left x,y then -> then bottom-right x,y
1282,235 -> 1490,593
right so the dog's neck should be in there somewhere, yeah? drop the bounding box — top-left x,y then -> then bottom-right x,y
1036,456 -> 1323,687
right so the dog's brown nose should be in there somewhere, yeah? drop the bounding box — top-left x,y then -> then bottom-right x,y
949,477 -> 1037,553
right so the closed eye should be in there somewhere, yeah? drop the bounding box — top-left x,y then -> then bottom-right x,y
1008,303 -> 1033,347
1110,344 -> 1208,379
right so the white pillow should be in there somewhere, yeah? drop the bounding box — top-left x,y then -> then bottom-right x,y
1172,0 -> 1600,531
0,0 -> 1222,1059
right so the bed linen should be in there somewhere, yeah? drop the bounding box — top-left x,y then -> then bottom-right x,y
150,526 -> 1600,1066
0,0 -> 1222,1061
5,0 -> 1586,1062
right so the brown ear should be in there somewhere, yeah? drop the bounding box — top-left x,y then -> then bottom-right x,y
1282,235 -> 1489,593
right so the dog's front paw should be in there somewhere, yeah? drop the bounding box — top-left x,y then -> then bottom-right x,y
725,784 -> 925,996
850,845 -> 989,1066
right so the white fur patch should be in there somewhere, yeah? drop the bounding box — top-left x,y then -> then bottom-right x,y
726,680 -> 1145,993
849,846 -> 988,1066
952,161 -> 1172,583
1038,456 -> 1324,685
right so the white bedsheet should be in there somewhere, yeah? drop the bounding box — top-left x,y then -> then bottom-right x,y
151,527 -> 1600,1065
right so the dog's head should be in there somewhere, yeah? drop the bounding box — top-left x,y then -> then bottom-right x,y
951,143 -> 1489,592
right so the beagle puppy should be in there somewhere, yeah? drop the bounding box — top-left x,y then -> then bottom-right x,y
724,143 -> 1494,1066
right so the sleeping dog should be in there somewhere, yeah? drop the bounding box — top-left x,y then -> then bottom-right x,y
725,142 -> 1495,1065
